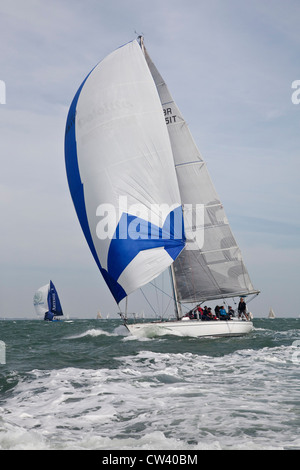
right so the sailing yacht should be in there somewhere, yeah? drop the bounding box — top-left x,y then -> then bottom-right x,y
33,280 -> 64,321
65,37 -> 259,338
268,308 -> 275,319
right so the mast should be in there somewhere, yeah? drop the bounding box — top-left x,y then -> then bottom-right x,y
137,35 -> 145,54
169,265 -> 182,320
139,34 -> 184,322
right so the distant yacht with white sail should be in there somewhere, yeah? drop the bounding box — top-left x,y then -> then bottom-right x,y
64,37 -> 259,338
33,281 -> 64,321
268,308 -> 275,319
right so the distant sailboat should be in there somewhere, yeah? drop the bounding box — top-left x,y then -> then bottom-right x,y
65,37 -> 259,338
268,308 -> 275,319
96,311 -> 102,319
33,281 -> 64,321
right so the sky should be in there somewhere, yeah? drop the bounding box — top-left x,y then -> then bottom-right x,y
0,0 -> 299,319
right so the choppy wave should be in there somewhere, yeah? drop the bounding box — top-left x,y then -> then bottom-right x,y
66,328 -> 121,339
0,319 -> 300,450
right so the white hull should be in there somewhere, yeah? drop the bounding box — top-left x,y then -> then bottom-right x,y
125,319 -> 253,338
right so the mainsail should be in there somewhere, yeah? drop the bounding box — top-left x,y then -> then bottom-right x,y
47,281 -> 63,317
65,40 -> 185,304
141,38 -> 259,304
33,281 -> 63,320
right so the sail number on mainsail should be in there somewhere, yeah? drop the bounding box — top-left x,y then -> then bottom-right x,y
164,107 -> 177,125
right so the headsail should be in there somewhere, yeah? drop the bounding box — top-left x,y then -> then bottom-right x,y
142,39 -> 259,303
33,283 -> 50,318
65,40 -> 185,304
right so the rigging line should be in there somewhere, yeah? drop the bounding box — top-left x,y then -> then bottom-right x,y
153,277 -> 160,316
161,273 -> 164,315
183,222 -> 223,298
162,297 -> 172,317
245,292 -> 260,304
148,280 -> 189,312
185,244 -> 223,298
140,287 -> 157,315
229,292 -> 259,314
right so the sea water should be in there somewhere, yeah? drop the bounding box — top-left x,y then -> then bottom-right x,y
0,318 -> 299,450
